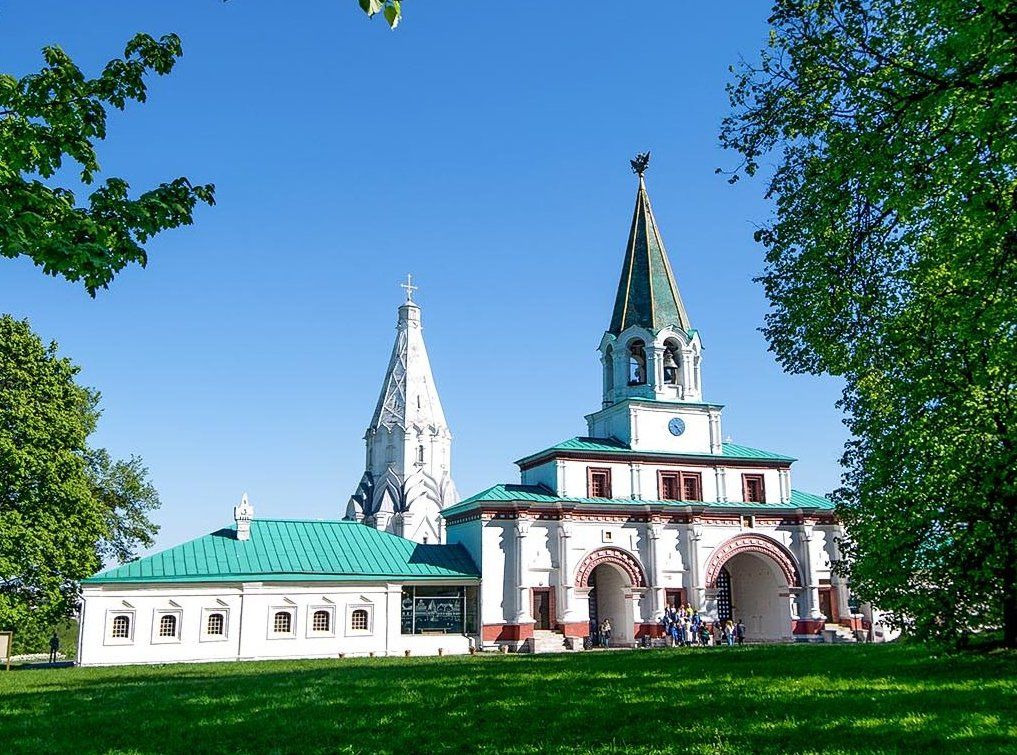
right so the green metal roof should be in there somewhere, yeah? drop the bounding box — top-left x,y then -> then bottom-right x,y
516,437 -> 797,466
83,519 -> 480,585
443,484 -> 834,518
609,173 -> 691,334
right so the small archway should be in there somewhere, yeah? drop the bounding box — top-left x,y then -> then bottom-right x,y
662,338 -> 682,386
705,534 -> 801,642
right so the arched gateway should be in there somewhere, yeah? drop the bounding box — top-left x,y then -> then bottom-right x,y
705,534 -> 802,642
575,548 -> 646,646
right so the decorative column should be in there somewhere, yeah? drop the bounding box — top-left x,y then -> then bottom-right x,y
558,522 -> 576,626
779,469 -> 791,503
556,460 -> 567,497
796,521 -> 821,620
684,521 -> 704,610
714,467 -> 728,502
514,519 -> 534,624
708,410 -> 723,454
650,345 -> 665,391
629,462 -> 641,500
647,522 -> 665,621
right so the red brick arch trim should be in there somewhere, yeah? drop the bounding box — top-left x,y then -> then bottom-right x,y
704,534 -> 801,588
575,547 -> 647,588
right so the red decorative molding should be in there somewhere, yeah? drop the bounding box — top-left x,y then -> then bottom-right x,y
704,533 -> 802,588
574,547 -> 647,588
482,623 -> 534,642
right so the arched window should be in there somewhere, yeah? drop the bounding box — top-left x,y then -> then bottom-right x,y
111,614 -> 130,639
350,608 -> 369,631
417,445 -> 425,464
273,611 -> 292,634
207,613 -> 225,636
628,340 -> 647,385
158,614 -> 177,638
663,339 -> 681,385
312,610 -> 331,632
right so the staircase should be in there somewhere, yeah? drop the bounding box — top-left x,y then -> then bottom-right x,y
527,630 -> 574,654
822,623 -> 859,643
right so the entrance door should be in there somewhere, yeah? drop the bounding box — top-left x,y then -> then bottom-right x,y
818,588 -> 834,622
533,589 -> 552,630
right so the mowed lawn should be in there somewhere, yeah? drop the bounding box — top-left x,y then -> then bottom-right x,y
1,644 -> 1014,753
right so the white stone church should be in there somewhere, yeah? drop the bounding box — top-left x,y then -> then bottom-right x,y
77,160 -> 866,665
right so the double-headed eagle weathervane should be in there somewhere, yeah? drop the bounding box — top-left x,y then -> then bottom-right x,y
630,151 -> 651,176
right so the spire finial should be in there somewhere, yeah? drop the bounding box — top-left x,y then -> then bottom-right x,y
630,151 -> 651,177
400,273 -> 418,303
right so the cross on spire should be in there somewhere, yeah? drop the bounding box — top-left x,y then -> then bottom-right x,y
400,273 -> 418,302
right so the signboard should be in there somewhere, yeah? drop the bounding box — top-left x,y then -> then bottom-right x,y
400,587 -> 466,635
413,595 -> 462,634
0,631 -> 12,671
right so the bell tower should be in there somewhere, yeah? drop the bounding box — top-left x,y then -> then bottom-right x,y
345,277 -> 459,543
587,154 -> 721,454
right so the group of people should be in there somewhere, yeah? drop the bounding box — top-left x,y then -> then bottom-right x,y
660,604 -> 745,647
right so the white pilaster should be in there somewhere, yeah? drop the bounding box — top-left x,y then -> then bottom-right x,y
514,519 -> 534,624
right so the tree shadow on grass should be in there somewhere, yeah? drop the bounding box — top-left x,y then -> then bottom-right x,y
1,645 -> 1014,753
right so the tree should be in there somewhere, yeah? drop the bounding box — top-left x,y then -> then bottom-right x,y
0,316 -> 160,650
721,0 -> 1017,646
0,33 -> 214,295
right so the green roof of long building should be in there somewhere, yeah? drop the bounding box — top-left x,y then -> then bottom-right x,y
83,519 -> 480,585
515,437 -> 797,466
442,485 -> 833,518
609,172 -> 691,334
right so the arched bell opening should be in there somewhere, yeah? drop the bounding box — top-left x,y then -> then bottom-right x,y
627,339 -> 647,386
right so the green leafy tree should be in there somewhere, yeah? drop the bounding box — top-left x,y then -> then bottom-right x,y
0,316 -> 160,650
722,0 -> 1017,645
0,33 -> 214,295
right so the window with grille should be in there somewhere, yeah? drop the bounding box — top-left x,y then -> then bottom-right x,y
312,610 -> 331,632
743,474 -> 765,503
207,613 -> 225,636
273,611 -> 292,634
111,615 -> 130,639
587,468 -> 612,498
659,472 -> 679,500
681,472 -> 702,501
350,609 -> 369,631
716,567 -> 732,622
659,471 -> 701,501
158,614 -> 177,638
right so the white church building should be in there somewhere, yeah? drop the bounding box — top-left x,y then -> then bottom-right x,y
77,158 -> 862,665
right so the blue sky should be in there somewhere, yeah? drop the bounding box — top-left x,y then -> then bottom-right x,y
0,1 -> 848,551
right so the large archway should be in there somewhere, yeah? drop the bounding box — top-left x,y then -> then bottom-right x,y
576,548 -> 646,647
706,534 -> 801,642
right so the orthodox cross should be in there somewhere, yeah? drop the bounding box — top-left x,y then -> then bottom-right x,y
401,273 -> 418,302
630,151 -> 651,176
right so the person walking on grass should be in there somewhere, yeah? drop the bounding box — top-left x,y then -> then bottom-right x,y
724,619 -> 736,647
48,631 -> 60,664
601,618 -> 612,648
736,619 -> 746,646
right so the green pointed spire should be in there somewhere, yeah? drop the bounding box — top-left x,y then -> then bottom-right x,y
609,154 -> 691,335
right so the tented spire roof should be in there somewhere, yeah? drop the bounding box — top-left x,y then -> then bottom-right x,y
609,157 -> 691,334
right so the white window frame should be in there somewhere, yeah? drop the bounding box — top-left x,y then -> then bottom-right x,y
306,605 -> 336,638
268,606 -> 297,639
345,604 -> 374,636
200,608 -> 230,642
104,610 -> 136,646
151,609 -> 183,644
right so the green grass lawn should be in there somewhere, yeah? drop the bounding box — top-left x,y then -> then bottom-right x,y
1,644 -> 1014,753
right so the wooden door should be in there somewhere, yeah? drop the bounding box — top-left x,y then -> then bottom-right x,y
818,588 -> 834,621
533,589 -> 551,630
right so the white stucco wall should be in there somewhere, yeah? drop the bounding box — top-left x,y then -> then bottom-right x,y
78,580 -> 476,666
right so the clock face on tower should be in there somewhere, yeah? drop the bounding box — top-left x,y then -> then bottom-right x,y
668,417 -> 686,437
